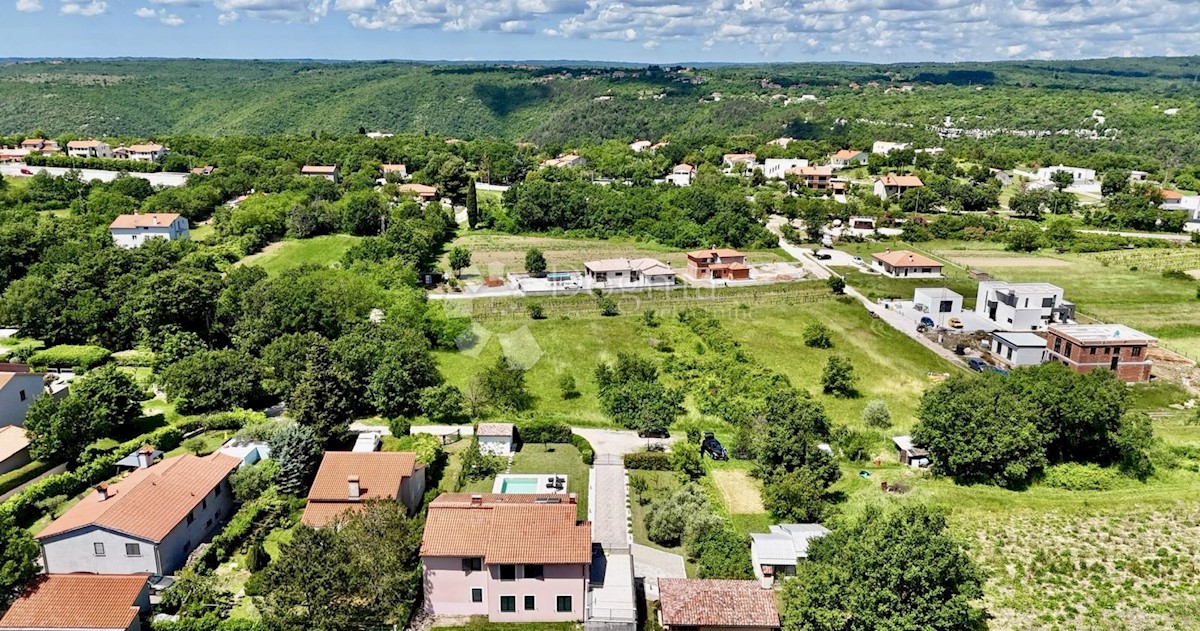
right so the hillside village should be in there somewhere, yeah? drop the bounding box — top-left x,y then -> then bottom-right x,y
1,62 -> 1200,631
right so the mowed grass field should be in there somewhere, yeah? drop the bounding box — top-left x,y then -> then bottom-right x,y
439,230 -> 790,278
835,239 -> 1200,360
236,234 -> 361,275
436,298 -> 950,427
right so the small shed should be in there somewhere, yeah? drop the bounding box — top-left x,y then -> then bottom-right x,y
913,287 -> 963,317
892,435 -> 930,467
991,331 -> 1047,367
476,423 -> 515,456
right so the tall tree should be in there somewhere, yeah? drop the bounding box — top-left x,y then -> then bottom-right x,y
465,179 -> 479,229
268,423 -> 322,495
0,509 -> 39,601
290,344 -> 359,442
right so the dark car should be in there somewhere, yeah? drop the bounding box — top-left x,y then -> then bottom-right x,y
986,365 -> 1010,376
700,432 -> 728,460
814,251 -> 833,260
638,428 -> 670,439
919,316 -> 935,328
967,357 -> 989,372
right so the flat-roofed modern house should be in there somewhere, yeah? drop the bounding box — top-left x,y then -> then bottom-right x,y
1046,324 -> 1157,382
990,331 -> 1047,368
871,250 -> 942,278
421,493 -> 592,622
686,248 -> 749,281
913,288 -> 963,321
750,524 -> 830,586
300,164 -> 339,182
1035,164 -> 1096,185
975,281 -> 1073,331
66,140 -> 113,159
583,258 -> 675,289
760,158 -> 808,180
0,371 -> 47,427
871,141 -> 910,155
109,213 -> 190,249
36,452 -> 240,575
657,579 -> 780,631
0,574 -> 151,631
301,451 -> 427,527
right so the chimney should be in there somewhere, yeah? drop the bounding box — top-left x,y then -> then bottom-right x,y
96,483 -> 109,501
137,445 -> 154,469
568,493 -> 577,504
348,475 -> 360,500
152,215 -> 159,225
470,494 -> 483,507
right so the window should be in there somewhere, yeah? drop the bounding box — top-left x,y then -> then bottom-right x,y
186,511 -> 194,525
462,557 -> 482,573
214,484 -> 222,497
1089,347 -> 1096,355
499,565 -> 516,581
125,543 -> 141,556
1042,297 -> 1054,308
202,498 -> 207,510
1132,346 -> 1142,357
93,542 -> 105,556
524,564 -> 544,580
524,595 -> 536,611
1053,336 -> 1062,353
471,588 -> 483,603
500,596 -> 516,613
1064,342 -> 1073,356
556,595 -> 573,613
1104,346 -> 1111,355
18,390 -> 26,402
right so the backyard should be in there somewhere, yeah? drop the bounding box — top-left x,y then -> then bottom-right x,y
235,234 -> 361,275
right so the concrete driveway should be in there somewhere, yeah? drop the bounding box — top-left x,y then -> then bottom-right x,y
572,427 -> 673,456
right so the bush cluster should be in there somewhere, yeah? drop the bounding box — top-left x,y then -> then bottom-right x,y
623,451 -> 673,471
28,344 -> 111,370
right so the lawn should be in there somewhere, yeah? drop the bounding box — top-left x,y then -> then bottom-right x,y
236,234 -> 361,275
432,617 -> 580,631
440,230 -> 788,279
509,443 -> 590,521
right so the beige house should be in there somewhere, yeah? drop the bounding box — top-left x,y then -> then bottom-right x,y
127,143 -> 167,162
66,140 -> 113,159
301,164 -> 339,182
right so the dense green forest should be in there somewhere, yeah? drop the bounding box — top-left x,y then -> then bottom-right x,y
3,57 -> 1200,165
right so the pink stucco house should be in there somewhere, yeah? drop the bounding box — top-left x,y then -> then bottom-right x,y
421,493 -> 592,622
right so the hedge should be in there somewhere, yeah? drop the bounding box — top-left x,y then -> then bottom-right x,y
516,419 -> 573,444
623,451 -> 673,471
570,434 -> 595,466
151,616 -> 265,631
28,344 -> 111,371
0,460 -> 56,496
25,152 -> 163,173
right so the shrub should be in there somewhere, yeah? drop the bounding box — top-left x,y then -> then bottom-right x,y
570,434 -> 595,465
559,374 -> 580,400
623,451 -> 673,471
1162,269 -> 1191,281
599,296 -> 619,316
1043,463 -> 1123,491
182,437 -> 210,455
826,276 -> 846,295
517,419 -> 572,444
244,542 -> 268,572
420,384 -> 468,424
384,433 -> 444,465
28,344 -> 111,371
803,323 -> 833,349
527,303 -> 546,320
641,310 -> 659,327
388,417 -> 411,437
821,355 -> 858,397
671,446 -> 705,479
861,400 -> 892,428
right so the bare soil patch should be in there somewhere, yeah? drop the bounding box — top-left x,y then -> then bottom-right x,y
948,255 -> 1072,268
711,469 -> 765,514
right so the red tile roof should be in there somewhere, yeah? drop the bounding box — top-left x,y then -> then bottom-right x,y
879,175 -> 924,187
301,165 -> 338,174
422,493 -> 591,564
832,149 -> 864,160
37,453 -> 240,542
302,452 -> 420,527
109,213 -> 182,229
397,183 -> 438,197
1160,189 -> 1183,200
872,249 -> 941,268
476,423 -> 514,438
0,574 -> 148,630
657,579 -> 780,628
687,248 -> 746,260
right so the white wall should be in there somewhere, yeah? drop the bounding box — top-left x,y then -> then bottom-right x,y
479,436 -> 513,456
761,159 -> 808,179
110,218 -> 189,249
0,374 -> 45,427
914,291 -> 962,316
993,341 -> 1046,367
41,526 -> 160,575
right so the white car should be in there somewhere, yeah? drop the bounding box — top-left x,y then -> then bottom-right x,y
852,256 -> 864,265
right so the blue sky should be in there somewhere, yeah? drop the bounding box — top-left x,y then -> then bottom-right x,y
3,0 -> 1198,63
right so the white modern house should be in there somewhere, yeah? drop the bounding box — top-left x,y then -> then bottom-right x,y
66,139 -> 113,159
477,423 -> 515,456
750,523 -> 830,586
913,288 -> 963,322
975,281 -> 1074,331
1034,165 -> 1096,186
583,258 -> 676,289
991,331 -> 1048,367
871,141 -> 911,155
760,158 -> 808,179
36,452 -> 240,575
667,164 -> 696,187
109,213 -> 190,249
0,371 -> 47,427
722,153 -> 757,173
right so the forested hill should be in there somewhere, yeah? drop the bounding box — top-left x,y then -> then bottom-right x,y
3,57 -> 1200,154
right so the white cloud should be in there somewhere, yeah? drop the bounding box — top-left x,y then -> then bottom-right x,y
15,0 -> 43,12
217,9 -> 239,22
135,5 -> 185,24
59,0 -> 106,15
213,0 -> 329,22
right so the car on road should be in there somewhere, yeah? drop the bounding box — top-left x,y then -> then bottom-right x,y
967,357 -> 989,372
19,168 -> 32,175
638,428 -> 670,439
852,256 -> 864,265
919,316 -> 935,328
947,317 -> 964,329
814,250 -> 833,260
700,432 -> 728,460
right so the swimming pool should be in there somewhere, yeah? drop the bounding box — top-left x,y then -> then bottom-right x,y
499,477 -> 540,493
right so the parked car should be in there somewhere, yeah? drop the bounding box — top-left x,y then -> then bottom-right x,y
815,251 -> 833,260
852,256 -> 864,265
967,357 -> 988,372
638,428 -> 670,439
19,168 -> 32,175
919,316 -> 935,328
700,432 -> 728,460
986,365 -> 1010,376
947,317 -> 964,329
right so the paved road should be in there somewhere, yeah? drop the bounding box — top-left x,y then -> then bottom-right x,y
631,544 -> 686,599
572,428 -> 672,455
765,215 -> 832,279
1078,229 -> 1191,243
0,163 -> 189,187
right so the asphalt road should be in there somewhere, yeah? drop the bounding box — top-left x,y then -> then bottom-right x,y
0,163 -> 189,187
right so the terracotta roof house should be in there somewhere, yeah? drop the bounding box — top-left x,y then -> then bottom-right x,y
300,164 -> 339,183
126,144 -> 166,163
541,154 -> 587,169
396,183 -> 439,199
36,453 -> 240,575
722,153 -> 757,172
870,249 -> 943,278
873,174 -> 924,199
583,257 -> 676,290
19,138 -> 59,154
1046,324 -> 1157,383
629,140 -> 652,152
657,579 -> 780,631
0,425 -> 31,476
686,248 -> 749,281
477,423 -> 515,456
301,451 -> 426,527
1160,189 -> 1184,206
190,166 -> 215,176
0,371 -> 47,428
381,163 -> 408,179
66,139 -> 113,159
421,493 -> 591,622
0,574 -> 151,631
829,149 -> 868,168
108,213 -> 189,250
788,165 -> 834,190
667,164 -> 696,187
